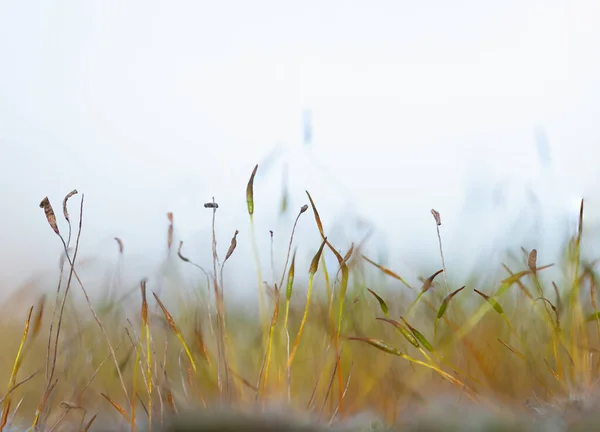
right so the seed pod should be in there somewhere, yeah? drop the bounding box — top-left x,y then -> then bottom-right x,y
528,249 -> 538,272
286,250 -> 297,301
40,197 -> 60,235
62,189 -> 78,222
348,337 -> 403,356
474,289 -> 504,314
431,209 -> 441,226
224,230 -> 239,262
167,212 -> 174,251
114,237 -> 124,254
177,241 -> 190,263
401,317 -> 435,352
437,286 -> 465,320
376,318 -> 419,348
309,238 -> 327,276
246,164 -> 258,216
368,289 -> 389,316
421,269 -> 444,294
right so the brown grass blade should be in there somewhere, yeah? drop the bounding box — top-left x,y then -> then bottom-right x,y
193,319 -> 211,365
552,281 -> 563,315
544,359 -> 561,382
501,264 -> 533,299
32,379 -> 57,429
141,280 -> 152,431
361,255 -> 414,290
166,389 -> 177,415
229,368 -> 258,392
497,339 -> 526,361
342,244 -> 354,266
141,282 -> 148,327
305,191 -> 325,237
0,399 -> 10,431
82,414 -> 97,432
152,291 -> 197,373
535,297 -> 560,330
101,393 -> 130,422
305,191 -> 347,269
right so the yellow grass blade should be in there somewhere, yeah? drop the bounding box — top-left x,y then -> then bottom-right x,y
152,292 -> 197,373
288,239 -> 327,368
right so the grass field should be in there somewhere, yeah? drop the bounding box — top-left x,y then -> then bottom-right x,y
2,164 -> 600,431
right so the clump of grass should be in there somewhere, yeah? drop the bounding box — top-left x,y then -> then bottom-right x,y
3,173 -> 600,432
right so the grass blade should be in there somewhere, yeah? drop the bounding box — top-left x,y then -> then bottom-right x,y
368,289 -> 389,317
362,255 -> 414,290
347,337 -> 403,356
246,165 -> 266,331
434,286 -> 465,339
4,306 -> 33,418
400,317 -> 435,353
283,249 -> 297,330
246,164 -> 258,216
288,238 -> 327,367
101,393 -> 130,423
152,291 -> 196,373
376,318 -> 418,348
473,289 -> 504,315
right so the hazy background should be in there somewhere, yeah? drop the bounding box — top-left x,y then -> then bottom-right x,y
1,1 -> 600,303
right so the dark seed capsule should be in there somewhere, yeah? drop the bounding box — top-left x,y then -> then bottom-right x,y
431,209 -> 441,226
204,202 -> 219,209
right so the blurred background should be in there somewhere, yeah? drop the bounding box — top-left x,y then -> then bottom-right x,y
1,1 -> 600,303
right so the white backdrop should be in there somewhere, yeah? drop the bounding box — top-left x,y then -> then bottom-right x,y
1,1 -> 600,303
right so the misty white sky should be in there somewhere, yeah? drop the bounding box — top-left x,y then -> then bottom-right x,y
1,1 -> 600,300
